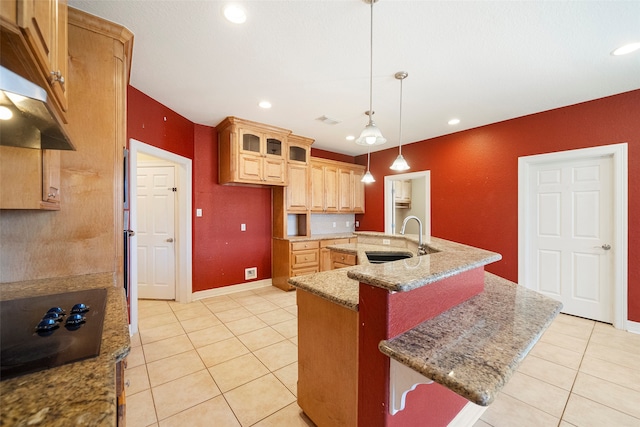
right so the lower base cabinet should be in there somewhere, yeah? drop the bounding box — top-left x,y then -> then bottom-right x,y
116,359 -> 126,426
297,289 -> 358,426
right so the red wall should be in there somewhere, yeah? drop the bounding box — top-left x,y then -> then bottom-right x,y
311,147 -> 356,163
128,87 -> 272,292
357,89 -> 640,322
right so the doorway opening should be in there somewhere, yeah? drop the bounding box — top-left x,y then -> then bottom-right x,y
518,143 -> 628,329
384,171 -> 431,236
128,139 -> 193,334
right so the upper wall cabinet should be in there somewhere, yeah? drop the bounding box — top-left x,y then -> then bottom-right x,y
218,117 -> 291,186
1,0 -> 69,121
286,135 -> 314,212
310,157 -> 366,214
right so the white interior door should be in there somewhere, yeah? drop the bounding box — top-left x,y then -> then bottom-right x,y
526,156 -> 613,322
137,165 -> 176,300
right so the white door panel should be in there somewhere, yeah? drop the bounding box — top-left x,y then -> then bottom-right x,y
137,165 -> 176,300
528,156 -> 612,322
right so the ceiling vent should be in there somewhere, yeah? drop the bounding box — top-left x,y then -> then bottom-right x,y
316,115 -> 341,125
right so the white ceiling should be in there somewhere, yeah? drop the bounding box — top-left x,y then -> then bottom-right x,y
68,0 -> 640,156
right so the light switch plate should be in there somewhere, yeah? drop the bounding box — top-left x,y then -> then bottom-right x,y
241,224 -> 246,231
196,209 -> 202,217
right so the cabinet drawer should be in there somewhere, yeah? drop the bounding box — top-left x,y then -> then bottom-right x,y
330,251 -> 356,267
291,266 -> 319,277
292,249 -> 319,268
291,240 -> 319,251
320,238 -> 350,248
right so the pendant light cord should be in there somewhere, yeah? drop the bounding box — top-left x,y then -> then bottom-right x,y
398,77 -> 403,155
368,0 -> 374,124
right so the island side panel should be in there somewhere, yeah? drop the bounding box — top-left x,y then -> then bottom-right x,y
297,289 -> 358,426
358,267 -> 485,427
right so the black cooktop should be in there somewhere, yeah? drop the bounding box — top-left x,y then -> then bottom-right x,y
1,288 -> 108,381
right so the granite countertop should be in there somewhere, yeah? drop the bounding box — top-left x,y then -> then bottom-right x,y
379,272 -> 563,406
1,273 -> 130,427
288,234 -> 501,310
274,232 -> 356,242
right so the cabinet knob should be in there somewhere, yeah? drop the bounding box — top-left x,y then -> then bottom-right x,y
50,70 -> 65,88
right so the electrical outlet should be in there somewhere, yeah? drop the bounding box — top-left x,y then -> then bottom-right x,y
383,239 -> 391,245
332,222 -> 336,228
241,224 -> 246,231
245,267 -> 257,280
196,208 -> 202,217
346,221 -> 350,227
355,221 -> 360,228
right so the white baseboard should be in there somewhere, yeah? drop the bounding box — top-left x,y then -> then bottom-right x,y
625,319 -> 640,335
191,278 -> 272,300
447,402 -> 487,427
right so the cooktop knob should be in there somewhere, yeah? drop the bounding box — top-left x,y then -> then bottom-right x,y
42,312 -> 64,322
70,303 -> 89,314
36,318 -> 59,331
47,307 -> 66,315
66,313 -> 86,325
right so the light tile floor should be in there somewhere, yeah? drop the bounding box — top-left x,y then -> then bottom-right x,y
125,287 -> 640,427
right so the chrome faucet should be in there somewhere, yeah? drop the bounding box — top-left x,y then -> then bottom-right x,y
400,215 -> 428,255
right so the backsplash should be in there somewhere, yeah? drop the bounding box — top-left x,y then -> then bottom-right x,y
287,213 -> 356,235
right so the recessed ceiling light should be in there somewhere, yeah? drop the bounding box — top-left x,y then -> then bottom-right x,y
223,4 -> 246,24
448,118 -> 460,125
612,42 -> 640,56
258,100 -> 271,109
346,135 -> 355,141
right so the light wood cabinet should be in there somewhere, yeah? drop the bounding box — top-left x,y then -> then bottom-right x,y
285,135 -> 313,213
0,146 -> 60,210
310,157 -> 365,214
331,250 -> 357,269
218,117 -> 290,186
297,290 -> 358,427
272,239 -> 320,291
319,237 -> 356,271
394,179 -> 412,207
2,0 -> 69,120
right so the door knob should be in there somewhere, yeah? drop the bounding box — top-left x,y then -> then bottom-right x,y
601,244 -> 611,250
166,238 -> 174,243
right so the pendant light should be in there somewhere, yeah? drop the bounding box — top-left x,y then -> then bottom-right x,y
390,71 -> 410,171
356,0 -> 386,146
361,146 -> 375,183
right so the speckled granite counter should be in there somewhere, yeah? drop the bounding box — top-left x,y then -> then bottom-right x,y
0,273 -> 130,427
288,234 -> 501,310
379,272 -> 562,406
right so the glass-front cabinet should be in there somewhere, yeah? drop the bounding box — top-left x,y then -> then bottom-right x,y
218,117 -> 290,186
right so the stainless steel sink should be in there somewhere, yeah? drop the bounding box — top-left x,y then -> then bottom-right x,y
365,251 -> 413,264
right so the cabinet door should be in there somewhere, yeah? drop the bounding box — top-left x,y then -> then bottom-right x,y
263,157 -> 286,184
239,129 -> 262,156
319,248 -> 332,271
352,170 -> 365,213
18,0 -> 55,76
338,169 -> 352,212
310,164 -> 325,212
18,0 -> 68,114
238,154 -> 262,181
287,163 -> 308,212
323,165 -> 339,212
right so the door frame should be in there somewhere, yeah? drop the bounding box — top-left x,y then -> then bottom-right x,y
129,139 -> 193,334
518,143 -> 628,329
384,170 -> 431,236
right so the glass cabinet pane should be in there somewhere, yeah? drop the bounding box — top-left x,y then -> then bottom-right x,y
266,138 -> 282,156
289,146 -> 307,162
242,133 -> 261,153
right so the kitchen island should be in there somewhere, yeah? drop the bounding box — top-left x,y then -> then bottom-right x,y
289,232 -> 562,427
0,273 -> 130,427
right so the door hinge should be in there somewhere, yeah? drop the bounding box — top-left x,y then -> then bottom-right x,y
171,187 -> 177,192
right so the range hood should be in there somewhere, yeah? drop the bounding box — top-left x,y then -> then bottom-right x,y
0,66 -> 75,150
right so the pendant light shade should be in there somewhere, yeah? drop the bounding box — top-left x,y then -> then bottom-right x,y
356,0 -> 386,147
361,147 -> 375,183
390,71 -> 410,171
